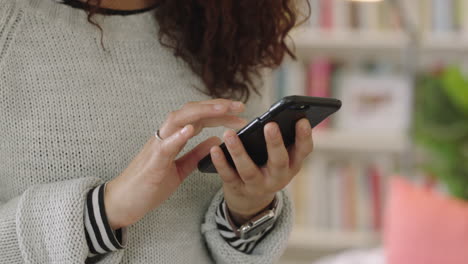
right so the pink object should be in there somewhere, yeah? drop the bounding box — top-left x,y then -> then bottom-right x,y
320,0 -> 333,30
384,177 -> 468,264
306,58 -> 331,129
369,166 -> 382,231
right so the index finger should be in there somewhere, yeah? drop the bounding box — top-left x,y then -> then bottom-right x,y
160,101 -> 244,138
198,99 -> 245,114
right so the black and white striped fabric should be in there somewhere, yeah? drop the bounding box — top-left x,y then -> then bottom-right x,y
214,196 -> 283,254
84,183 -> 281,256
84,183 -> 126,256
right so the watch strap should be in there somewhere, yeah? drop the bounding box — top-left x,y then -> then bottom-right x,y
225,193 -> 282,240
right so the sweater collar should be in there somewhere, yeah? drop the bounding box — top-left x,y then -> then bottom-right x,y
21,0 -> 160,40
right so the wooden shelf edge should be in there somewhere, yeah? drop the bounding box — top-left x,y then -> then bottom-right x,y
312,130 -> 410,153
288,227 -> 380,251
289,29 -> 468,53
289,29 -> 408,51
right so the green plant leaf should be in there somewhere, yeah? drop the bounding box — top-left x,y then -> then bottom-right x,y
442,67 -> 468,116
413,71 -> 468,200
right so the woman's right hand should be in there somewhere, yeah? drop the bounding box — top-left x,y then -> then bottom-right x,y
103,99 -> 247,230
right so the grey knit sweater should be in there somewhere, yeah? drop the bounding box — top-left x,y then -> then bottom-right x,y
0,0 -> 293,263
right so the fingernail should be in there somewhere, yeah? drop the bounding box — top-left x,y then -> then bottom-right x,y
302,123 -> 311,135
214,104 -> 225,111
181,125 -> 190,135
226,135 -> 236,145
230,101 -> 243,110
269,125 -> 279,138
211,149 -> 220,159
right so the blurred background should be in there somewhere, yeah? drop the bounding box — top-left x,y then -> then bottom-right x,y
266,0 -> 468,263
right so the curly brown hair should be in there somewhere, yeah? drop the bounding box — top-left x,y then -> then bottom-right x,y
85,0 -> 308,102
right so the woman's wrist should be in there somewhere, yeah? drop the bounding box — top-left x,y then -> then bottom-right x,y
226,193 -> 276,226
104,179 -> 127,230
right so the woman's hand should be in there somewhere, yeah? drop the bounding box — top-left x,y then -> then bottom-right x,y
210,118 -> 313,225
104,99 -> 247,230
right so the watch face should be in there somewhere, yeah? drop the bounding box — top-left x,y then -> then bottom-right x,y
239,210 -> 276,240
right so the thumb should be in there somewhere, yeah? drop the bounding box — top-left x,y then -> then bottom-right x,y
176,137 -> 222,179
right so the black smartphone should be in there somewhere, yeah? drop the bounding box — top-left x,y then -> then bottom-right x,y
197,95 -> 342,173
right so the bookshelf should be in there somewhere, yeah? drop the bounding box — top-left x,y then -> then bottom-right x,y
292,30 -> 468,54
274,0 -> 468,263
313,130 -> 408,153
291,28 -> 408,53
422,34 -> 468,55
280,228 -> 380,264
288,228 -> 379,251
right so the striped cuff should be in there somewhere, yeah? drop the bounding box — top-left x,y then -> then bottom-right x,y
84,183 -> 127,257
215,194 -> 283,254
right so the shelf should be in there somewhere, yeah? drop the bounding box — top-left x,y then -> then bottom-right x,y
421,34 -> 468,53
290,28 -> 408,53
312,130 -> 409,153
290,29 -> 468,57
288,227 -> 380,251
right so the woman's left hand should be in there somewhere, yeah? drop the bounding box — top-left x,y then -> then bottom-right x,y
210,118 -> 314,225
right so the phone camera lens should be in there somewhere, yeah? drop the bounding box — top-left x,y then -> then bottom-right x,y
289,104 -> 309,111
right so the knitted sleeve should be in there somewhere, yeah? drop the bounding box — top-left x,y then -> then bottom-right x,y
0,178 -> 128,263
214,194 -> 283,253
202,189 -> 294,264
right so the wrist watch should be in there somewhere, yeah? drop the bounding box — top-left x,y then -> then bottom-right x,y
225,195 -> 280,240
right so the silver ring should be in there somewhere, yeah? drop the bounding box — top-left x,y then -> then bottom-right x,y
154,129 -> 164,141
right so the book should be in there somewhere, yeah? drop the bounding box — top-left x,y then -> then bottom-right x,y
342,163 -> 357,231
366,2 -> 380,33
273,64 -> 287,101
328,160 -> 343,230
308,155 -> 330,229
285,60 -> 306,96
288,173 -> 307,226
308,0 -> 321,29
369,165 -> 382,230
349,1 -> 360,30
356,161 -> 372,231
453,0 -> 463,31
419,0 -> 432,34
461,0 -> 468,35
400,0 -> 420,33
333,0 -> 350,32
306,58 -> 332,129
358,2 -> 379,32
432,0 -> 454,33
320,0 -> 334,30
